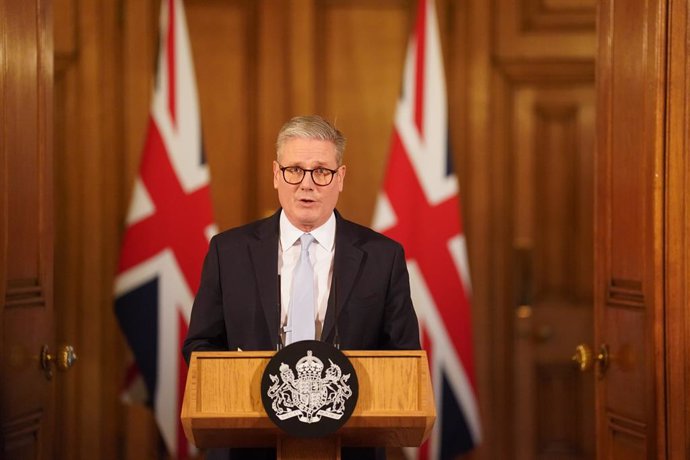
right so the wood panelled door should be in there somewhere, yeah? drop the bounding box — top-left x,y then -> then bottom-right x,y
509,74 -> 596,459
489,1 -> 598,458
0,1 -> 60,459
594,0 -> 668,458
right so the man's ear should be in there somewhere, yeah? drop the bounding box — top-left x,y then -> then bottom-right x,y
273,161 -> 280,189
337,165 -> 346,192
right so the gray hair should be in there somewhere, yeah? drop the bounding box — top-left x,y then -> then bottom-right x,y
276,115 -> 346,166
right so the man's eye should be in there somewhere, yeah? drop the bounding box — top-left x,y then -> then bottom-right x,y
314,168 -> 330,176
286,167 -> 303,174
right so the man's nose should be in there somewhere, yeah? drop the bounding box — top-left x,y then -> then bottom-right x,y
300,172 -> 316,188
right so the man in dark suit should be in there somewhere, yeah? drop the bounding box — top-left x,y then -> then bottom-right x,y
183,115 -> 420,459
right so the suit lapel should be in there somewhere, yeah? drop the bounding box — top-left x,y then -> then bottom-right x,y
248,211 -> 281,348
322,214 -> 364,343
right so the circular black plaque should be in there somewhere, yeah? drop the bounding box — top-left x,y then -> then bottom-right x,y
261,340 -> 359,438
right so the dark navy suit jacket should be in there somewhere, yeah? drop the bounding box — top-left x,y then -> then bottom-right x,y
182,210 -> 420,459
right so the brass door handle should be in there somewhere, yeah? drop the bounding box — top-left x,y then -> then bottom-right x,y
40,344 -> 78,380
572,343 -> 609,374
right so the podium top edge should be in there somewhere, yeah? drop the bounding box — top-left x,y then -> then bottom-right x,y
190,350 -> 428,359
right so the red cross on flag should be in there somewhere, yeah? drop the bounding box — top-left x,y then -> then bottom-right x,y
372,0 -> 481,457
114,0 -> 216,458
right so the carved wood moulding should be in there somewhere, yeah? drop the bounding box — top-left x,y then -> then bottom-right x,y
520,0 -> 596,32
0,409 -> 43,454
607,278 -> 645,309
5,280 -> 45,308
606,411 -> 647,457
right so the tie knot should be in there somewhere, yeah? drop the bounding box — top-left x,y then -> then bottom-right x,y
300,233 -> 315,253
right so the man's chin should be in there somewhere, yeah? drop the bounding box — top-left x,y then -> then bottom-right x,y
290,211 -> 326,231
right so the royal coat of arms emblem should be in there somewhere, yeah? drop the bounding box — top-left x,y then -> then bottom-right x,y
267,350 -> 353,424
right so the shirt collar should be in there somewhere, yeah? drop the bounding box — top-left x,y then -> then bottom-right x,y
279,210 -> 336,251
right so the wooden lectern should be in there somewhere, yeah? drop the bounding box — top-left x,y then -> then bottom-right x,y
181,350 -> 436,459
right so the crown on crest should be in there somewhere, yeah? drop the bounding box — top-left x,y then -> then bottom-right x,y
296,351 -> 324,379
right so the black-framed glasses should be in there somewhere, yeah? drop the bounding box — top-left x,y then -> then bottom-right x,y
278,163 -> 340,186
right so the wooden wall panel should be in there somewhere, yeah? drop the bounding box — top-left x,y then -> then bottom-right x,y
607,0 -> 647,291
495,0 -> 596,59
53,0 -> 125,458
53,61 -> 80,459
6,1 -> 41,284
187,0 -> 256,230
255,1 -> 289,216
53,1 -> 80,457
665,0 -> 690,458
318,0 -> 411,225
288,0 -> 317,116
521,0 -> 596,31
53,0 -> 75,56
122,0 -> 158,204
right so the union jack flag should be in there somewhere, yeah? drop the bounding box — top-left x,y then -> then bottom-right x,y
372,0 -> 481,457
114,0 -> 215,458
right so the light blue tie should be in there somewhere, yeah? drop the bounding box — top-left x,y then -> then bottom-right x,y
286,233 -> 316,344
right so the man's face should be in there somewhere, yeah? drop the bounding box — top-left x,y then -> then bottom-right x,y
273,138 -> 346,232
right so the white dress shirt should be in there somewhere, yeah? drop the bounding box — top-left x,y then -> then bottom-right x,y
278,211 -> 335,341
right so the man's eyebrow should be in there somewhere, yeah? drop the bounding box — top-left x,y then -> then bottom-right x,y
286,161 -> 334,168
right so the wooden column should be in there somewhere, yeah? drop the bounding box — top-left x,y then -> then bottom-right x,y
665,0 -> 690,458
